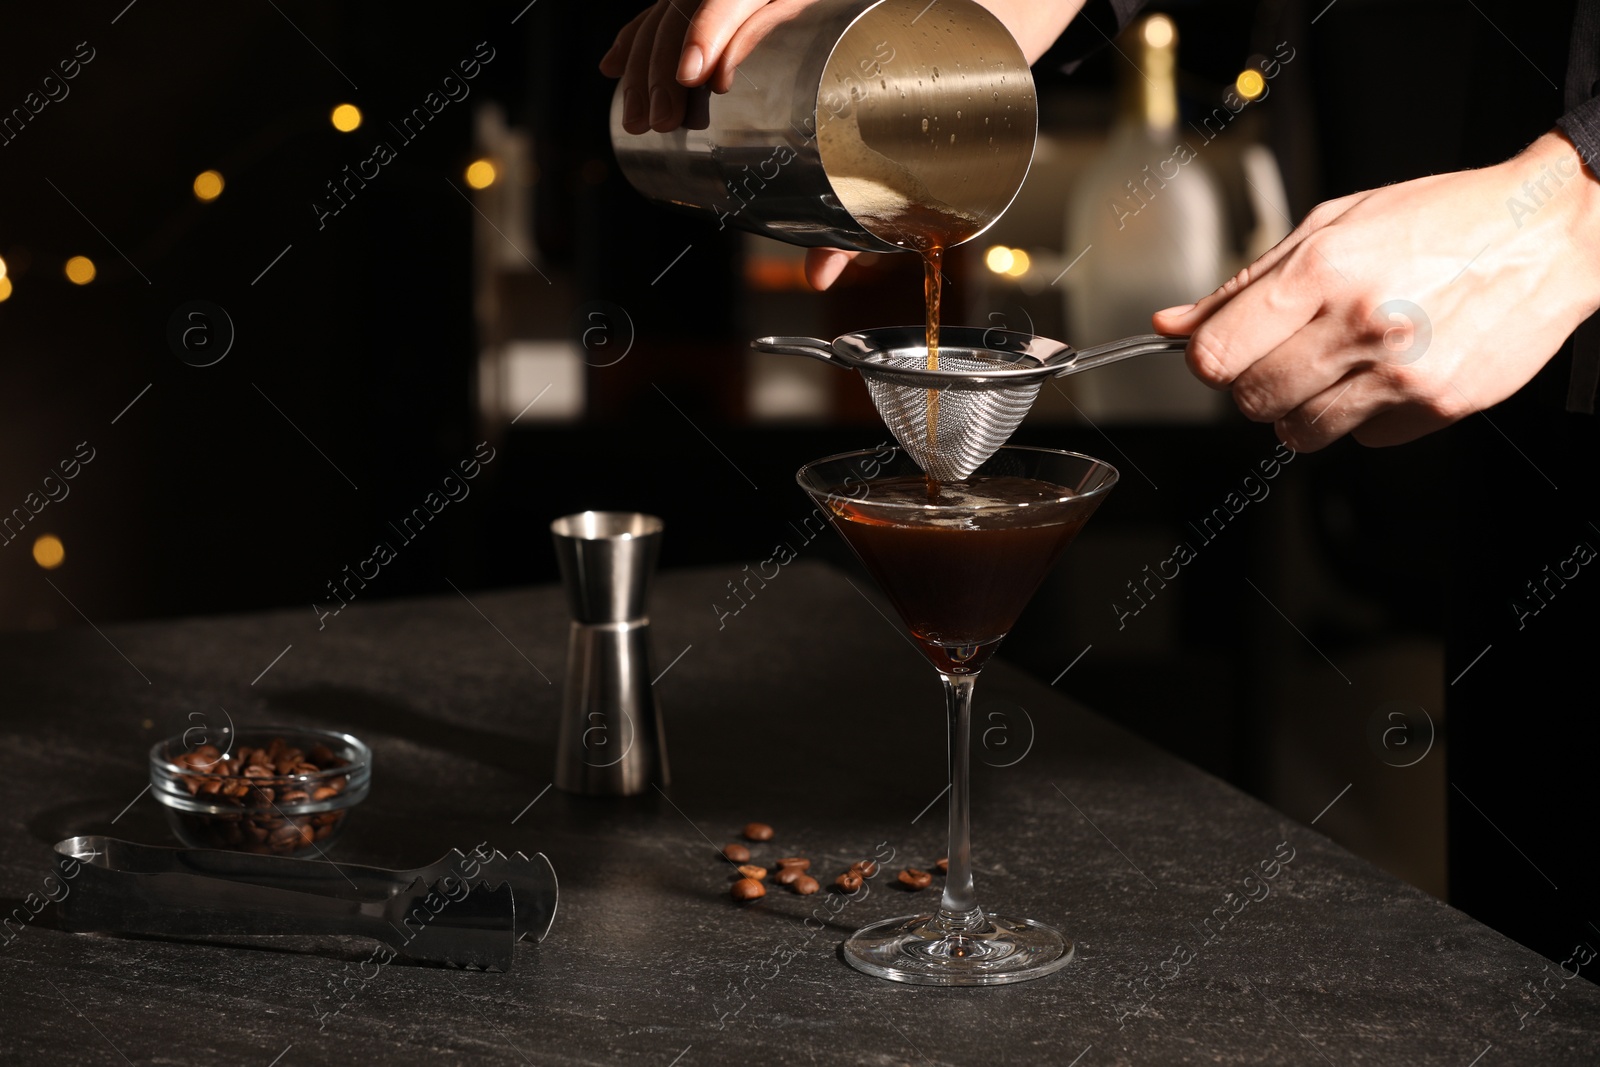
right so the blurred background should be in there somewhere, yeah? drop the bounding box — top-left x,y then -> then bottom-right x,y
1,0 -> 1589,962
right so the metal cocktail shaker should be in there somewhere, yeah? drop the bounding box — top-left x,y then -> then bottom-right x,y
550,512 -> 669,796
607,0 -> 1037,253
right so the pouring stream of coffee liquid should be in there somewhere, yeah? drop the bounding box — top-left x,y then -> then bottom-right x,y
816,114 -> 980,493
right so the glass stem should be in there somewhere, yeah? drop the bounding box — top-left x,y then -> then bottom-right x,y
938,671 -> 984,931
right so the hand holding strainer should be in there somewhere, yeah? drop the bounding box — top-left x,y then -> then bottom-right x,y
753,327 -> 1190,481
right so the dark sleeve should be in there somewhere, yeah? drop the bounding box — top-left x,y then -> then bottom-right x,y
1558,0 -> 1600,177
1052,0 -> 1148,74
1561,0 -> 1600,412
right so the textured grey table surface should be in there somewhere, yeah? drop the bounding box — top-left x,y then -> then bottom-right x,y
1,560 -> 1595,1066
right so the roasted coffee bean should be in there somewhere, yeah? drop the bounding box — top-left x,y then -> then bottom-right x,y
731,878 -> 766,902
850,860 -> 878,878
722,843 -> 751,863
743,822 -> 775,842
936,857 -> 949,873
774,866 -> 804,886
793,875 -> 819,895
898,868 -> 933,889
736,865 -> 767,881
775,857 -> 810,871
167,734 -> 349,854
834,871 -> 863,892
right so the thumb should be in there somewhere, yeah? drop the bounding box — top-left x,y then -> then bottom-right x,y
1153,189 -> 1371,332
806,248 -> 860,290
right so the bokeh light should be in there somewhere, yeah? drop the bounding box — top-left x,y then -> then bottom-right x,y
330,103 -> 362,132
1003,248 -> 1031,278
465,159 -> 497,189
1235,69 -> 1265,101
32,534 -> 65,570
984,246 -> 1015,274
64,256 -> 96,285
1143,14 -> 1175,48
0,277 -> 12,302
193,169 -> 225,201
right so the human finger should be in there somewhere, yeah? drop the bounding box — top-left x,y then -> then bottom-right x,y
647,0 -> 694,130
676,0 -> 773,85
1152,190 -> 1370,334
1176,244 -> 1335,390
806,247 -> 860,290
711,0 -> 810,93
1227,317 -> 1364,425
618,1 -> 669,133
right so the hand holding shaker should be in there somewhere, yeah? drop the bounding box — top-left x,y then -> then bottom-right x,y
608,0 -> 1036,254
550,512 -> 669,796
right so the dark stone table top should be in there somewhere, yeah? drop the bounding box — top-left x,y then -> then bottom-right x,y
1,561 -> 1596,1065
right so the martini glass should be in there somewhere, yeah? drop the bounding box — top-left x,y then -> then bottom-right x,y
797,445 -> 1117,985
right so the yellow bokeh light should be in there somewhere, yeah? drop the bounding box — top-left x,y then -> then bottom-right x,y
32,534 -> 65,570
193,169 -> 225,201
984,245 -> 1015,274
0,254 -> 7,281
465,159 -> 497,189
1003,248 -> 1032,277
330,103 -> 362,132
0,277 -> 11,303
1143,15 -> 1175,48
64,256 -> 96,285
1235,69 -> 1266,101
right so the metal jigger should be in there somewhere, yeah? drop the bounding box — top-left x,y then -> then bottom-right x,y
550,512 -> 669,796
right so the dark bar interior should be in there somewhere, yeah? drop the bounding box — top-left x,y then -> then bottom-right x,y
3,0 -> 1597,1060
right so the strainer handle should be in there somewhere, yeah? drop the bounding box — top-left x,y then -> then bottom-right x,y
751,336 -> 845,366
1055,334 -> 1191,376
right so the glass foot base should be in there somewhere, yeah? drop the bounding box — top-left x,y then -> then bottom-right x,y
843,912 -> 1074,986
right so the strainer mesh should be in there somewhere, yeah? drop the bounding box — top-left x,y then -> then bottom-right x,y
862,352 -> 1042,481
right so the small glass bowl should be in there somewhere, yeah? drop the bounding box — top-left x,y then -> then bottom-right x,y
148,726 -> 371,855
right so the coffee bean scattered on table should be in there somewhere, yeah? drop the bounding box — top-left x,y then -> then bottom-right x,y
935,857 -> 949,873
736,865 -> 767,881
742,822 -> 775,842
834,871 -> 864,892
775,857 -> 810,871
850,860 -> 878,878
792,874 -> 819,895
731,878 -> 766,902
722,843 -> 752,863
898,868 -> 933,889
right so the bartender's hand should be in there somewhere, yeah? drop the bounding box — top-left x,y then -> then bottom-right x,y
1153,130 -> 1600,451
601,0 -> 1088,291
600,0 -> 848,286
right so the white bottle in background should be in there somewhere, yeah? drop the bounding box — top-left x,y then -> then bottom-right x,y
1063,14 -> 1229,423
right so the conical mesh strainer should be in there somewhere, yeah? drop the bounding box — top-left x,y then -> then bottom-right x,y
753,327 -> 1189,481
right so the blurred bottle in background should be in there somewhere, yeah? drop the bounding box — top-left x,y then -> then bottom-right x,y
1063,14 -> 1244,422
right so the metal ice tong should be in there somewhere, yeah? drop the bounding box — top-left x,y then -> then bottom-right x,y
53,836 -> 558,971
